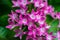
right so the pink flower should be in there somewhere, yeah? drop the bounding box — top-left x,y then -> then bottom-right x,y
29,14 -> 36,20
28,24 -> 36,31
28,30 -> 36,38
36,27 -> 47,36
34,0 -> 44,8
19,0 -> 28,7
29,0 -> 34,3
12,0 -> 20,7
8,18 -> 14,24
18,18 -> 28,25
14,28 -> 26,39
26,36 -> 36,40
8,11 -> 18,22
56,12 -> 60,19
16,9 -> 26,15
46,33 -> 55,40
38,16 -> 46,24
27,10 -> 36,20
34,1 -> 40,7
57,31 -> 60,40
18,15 -> 29,25
6,0 -> 60,40
47,6 -> 54,13
6,24 -> 18,30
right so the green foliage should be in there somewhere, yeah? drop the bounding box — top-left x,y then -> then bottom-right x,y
54,38 -> 58,40
27,4 -> 34,13
0,0 -> 19,40
48,19 -> 59,33
0,0 -> 12,16
48,0 -> 60,12
0,27 -> 15,40
22,34 -> 26,40
0,15 -> 8,26
46,15 -> 53,25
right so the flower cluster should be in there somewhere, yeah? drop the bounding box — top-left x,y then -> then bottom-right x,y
6,0 -> 60,40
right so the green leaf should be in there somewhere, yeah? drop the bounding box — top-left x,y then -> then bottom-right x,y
0,15 -> 8,26
53,33 -> 58,40
1,0 -> 12,7
54,5 -> 60,12
54,0 -> 60,3
22,34 -> 26,40
48,19 -> 59,33
54,38 -> 58,40
0,27 -> 7,39
48,0 -> 60,12
27,4 -> 34,13
0,26 -> 16,40
46,15 -> 53,25
0,0 -> 12,16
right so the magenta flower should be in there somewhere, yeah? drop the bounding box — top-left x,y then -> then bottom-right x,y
18,15 -> 28,25
6,24 -> 18,30
6,0 -> 60,40
19,0 -> 28,7
12,0 -> 20,7
45,33 -> 55,40
57,31 -> 60,40
16,9 -> 26,15
34,0 -> 44,8
38,16 -> 46,24
56,12 -> 60,19
14,28 -> 26,39
8,11 -> 19,22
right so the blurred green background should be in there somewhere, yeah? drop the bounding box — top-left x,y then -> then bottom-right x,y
0,0 -> 60,40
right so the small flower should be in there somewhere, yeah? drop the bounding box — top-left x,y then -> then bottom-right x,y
26,36 -> 35,40
44,10 -> 48,14
18,18 -> 28,25
56,12 -> 60,19
14,28 -> 26,39
57,31 -> 60,40
6,0 -> 60,40
29,14 -> 36,20
6,24 -> 18,30
16,9 -> 26,15
18,15 -> 28,25
40,3 -> 45,8
12,0 -> 20,7
34,1 -> 40,7
19,0 -> 28,7
8,11 -> 18,21
36,14 -> 40,20
45,25 -> 51,29
45,33 -> 55,40
38,16 -> 46,24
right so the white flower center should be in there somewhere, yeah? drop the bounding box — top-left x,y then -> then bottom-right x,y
16,2 -> 19,6
44,10 -> 48,14
38,21 -> 44,24
22,0 -> 27,5
40,3 -> 44,8
30,14 -> 35,19
35,2 -> 40,7
47,35 -> 52,40
36,15 -> 40,19
20,9 -> 25,14
40,28 -> 45,33
22,19 -> 27,23
46,25 -> 50,29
